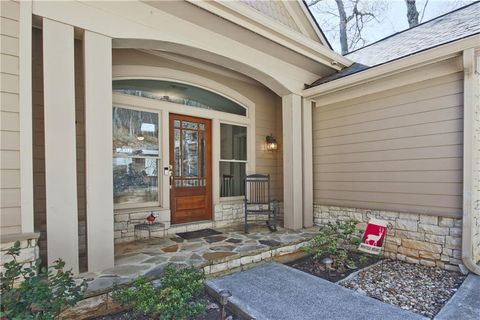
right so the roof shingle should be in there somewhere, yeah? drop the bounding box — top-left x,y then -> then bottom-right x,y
308,1 -> 480,88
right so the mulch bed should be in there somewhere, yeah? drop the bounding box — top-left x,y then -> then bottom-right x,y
341,259 -> 466,318
286,251 -> 380,282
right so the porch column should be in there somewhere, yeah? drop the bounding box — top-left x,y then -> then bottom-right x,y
43,19 -> 78,272
84,31 -> 114,272
282,94 -> 303,229
302,99 -> 314,228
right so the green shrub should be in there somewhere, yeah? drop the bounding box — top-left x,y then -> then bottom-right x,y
302,219 -> 362,269
112,265 -> 206,320
0,241 -> 87,320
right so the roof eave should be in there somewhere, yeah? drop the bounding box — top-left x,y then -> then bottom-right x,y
187,0 -> 352,71
303,34 -> 480,99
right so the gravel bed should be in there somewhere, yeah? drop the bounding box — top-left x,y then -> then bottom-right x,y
341,259 -> 465,318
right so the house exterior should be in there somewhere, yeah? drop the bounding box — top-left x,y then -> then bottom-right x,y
0,0 -> 478,276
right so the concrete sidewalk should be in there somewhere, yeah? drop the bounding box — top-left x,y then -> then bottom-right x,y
206,263 -> 426,320
435,273 -> 480,320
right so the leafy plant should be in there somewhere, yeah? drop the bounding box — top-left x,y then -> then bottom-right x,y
302,219 -> 362,270
358,255 -> 369,265
0,241 -> 87,319
112,265 -> 206,320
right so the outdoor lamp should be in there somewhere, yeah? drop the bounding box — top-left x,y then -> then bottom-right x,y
219,290 -> 232,320
266,134 -> 278,151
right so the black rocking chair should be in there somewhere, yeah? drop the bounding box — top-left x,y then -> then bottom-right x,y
243,174 -> 277,233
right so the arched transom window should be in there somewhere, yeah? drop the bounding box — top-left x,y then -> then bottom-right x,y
113,79 -> 247,116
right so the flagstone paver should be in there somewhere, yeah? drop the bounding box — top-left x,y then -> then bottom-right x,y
76,225 -> 319,297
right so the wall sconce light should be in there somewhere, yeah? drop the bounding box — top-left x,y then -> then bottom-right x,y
266,134 -> 278,151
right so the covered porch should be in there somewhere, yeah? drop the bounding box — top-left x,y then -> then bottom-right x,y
27,0 -> 349,275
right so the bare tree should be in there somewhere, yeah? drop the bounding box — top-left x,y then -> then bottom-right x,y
405,0 -> 430,27
308,0 -> 388,54
405,0 -> 419,27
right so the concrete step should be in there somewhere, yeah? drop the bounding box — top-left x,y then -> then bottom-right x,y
435,273 -> 480,320
206,262 -> 427,320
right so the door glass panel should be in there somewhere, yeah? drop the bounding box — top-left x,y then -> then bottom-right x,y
174,120 -> 181,128
182,121 -> 198,130
199,130 -> 206,178
182,130 -> 198,177
174,128 -> 181,177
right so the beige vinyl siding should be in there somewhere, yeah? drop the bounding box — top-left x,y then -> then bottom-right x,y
0,0 -> 21,235
313,71 -> 464,217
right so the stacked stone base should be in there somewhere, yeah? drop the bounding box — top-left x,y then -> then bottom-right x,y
0,233 -> 40,274
114,201 -> 284,244
314,205 -> 464,272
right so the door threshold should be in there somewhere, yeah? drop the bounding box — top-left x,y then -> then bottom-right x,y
171,220 -> 213,227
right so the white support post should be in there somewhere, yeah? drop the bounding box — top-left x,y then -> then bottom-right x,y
84,31 -> 114,272
43,19 -> 79,273
19,0 -> 34,233
282,94 -> 303,229
302,99 -> 314,227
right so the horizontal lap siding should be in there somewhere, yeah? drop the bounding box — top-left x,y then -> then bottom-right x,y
0,0 -> 21,234
312,72 -> 464,217
255,95 -> 283,201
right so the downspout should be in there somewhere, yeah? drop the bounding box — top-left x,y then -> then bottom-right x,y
462,48 -> 480,275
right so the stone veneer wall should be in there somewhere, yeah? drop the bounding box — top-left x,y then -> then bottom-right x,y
114,201 -> 284,244
0,236 -> 39,274
314,205 -> 463,272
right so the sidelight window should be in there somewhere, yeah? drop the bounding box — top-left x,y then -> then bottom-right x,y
112,106 -> 160,206
220,124 -> 247,197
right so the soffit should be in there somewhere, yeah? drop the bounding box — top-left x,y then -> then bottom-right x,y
144,0 -> 338,77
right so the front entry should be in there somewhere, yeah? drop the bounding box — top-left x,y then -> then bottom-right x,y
169,114 -> 212,224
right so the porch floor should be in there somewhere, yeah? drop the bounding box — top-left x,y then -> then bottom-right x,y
78,224 -> 319,297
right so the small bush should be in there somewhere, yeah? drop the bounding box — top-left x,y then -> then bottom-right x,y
302,220 -> 362,269
112,265 -> 206,320
0,241 -> 87,319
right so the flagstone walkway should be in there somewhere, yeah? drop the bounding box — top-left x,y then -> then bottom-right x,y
76,225 -> 319,297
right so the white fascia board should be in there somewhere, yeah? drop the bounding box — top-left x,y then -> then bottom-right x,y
303,34 -> 480,99
187,0 -> 352,70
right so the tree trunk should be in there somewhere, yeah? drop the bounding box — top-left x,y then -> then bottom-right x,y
335,0 -> 348,54
405,0 -> 419,28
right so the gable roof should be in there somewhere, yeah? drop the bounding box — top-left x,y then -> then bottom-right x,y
308,1 -> 480,88
239,0 -> 301,32
237,0 -> 331,47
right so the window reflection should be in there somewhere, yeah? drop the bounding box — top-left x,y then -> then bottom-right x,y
113,80 -> 247,116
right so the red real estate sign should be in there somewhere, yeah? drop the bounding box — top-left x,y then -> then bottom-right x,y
358,218 -> 388,255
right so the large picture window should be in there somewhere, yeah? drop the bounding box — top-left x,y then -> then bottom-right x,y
112,107 -> 160,206
220,124 -> 247,197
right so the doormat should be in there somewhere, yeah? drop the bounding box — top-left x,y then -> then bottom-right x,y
177,228 -> 222,240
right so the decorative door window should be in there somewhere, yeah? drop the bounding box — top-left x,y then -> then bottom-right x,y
172,119 -> 207,188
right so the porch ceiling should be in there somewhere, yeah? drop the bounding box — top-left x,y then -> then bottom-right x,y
32,0 -> 342,96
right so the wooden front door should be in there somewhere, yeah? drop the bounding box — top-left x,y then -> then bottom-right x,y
169,114 -> 212,224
